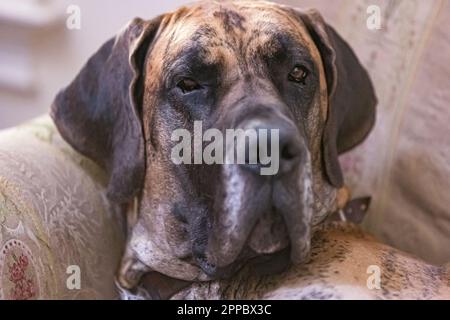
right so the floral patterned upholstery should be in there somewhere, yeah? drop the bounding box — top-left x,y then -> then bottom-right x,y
0,116 -> 125,299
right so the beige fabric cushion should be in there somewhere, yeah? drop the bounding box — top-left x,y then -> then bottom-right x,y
282,0 -> 450,264
337,0 -> 450,265
0,116 -> 125,299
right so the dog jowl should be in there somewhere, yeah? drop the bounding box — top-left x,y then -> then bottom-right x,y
50,1 -> 376,293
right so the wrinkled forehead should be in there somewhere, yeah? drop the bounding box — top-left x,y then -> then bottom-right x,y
156,1 -> 317,67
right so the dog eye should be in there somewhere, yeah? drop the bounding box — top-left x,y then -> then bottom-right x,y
288,65 -> 309,84
177,78 -> 202,94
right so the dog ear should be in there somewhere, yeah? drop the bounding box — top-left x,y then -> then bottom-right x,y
296,9 -> 377,187
51,16 -> 164,203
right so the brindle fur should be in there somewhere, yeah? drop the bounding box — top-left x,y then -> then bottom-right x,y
173,223 -> 450,300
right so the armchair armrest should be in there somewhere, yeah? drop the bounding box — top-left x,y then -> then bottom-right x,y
0,116 -> 125,299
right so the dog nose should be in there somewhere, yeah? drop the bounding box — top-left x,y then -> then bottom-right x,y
239,118 -> 303,176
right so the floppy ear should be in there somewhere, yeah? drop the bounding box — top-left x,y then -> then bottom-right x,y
295,9 -> 377,188
51,16 -> 164,204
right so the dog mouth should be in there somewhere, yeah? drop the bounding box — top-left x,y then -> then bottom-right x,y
192,203 -> 303,279
194,245 -> 291,280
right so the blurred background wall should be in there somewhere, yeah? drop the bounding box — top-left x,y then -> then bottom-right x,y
0,0 -> 195,129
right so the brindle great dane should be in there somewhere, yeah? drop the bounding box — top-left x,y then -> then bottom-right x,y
51,1 -> 449,299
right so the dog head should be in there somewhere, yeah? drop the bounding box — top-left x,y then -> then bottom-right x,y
51,1 -> 376,286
